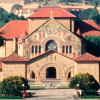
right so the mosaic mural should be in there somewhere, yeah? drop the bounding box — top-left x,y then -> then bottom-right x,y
23,24 -> 81,58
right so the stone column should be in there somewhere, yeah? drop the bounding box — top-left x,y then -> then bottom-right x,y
41,46 -> 45,54
42,73 -> 46,79
35,77 -> 42,83
61,77 -> 67,83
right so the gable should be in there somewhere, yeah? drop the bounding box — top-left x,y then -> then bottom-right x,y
24,18 -> 81,43
23,18 -> 81,58
27,50 -> 74,65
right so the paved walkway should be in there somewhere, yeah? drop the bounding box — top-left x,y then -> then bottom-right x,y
25,79 -> 100,100
26,89 -> 76,100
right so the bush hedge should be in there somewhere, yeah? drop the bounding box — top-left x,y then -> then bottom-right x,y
0,76 -> 29,96
69,72 -> 99,95
0,96 -> 22,99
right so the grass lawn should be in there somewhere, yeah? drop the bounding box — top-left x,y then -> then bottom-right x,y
57,83 -> 70,89
82,95 -> 100,99
29,83 -> 45,90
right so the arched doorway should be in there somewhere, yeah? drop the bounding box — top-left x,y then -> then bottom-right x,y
45,40 -> 57,51
68,71 -> 71,78
31,71 -> 35,78
46,67 -> 56,78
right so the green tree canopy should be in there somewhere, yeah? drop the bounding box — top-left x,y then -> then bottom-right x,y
78,1 -> 100,25
79,8 -> 93,20
84,35 -> 100,56
0,76 -> 29,96
11,4 -> 23,12
69,72 -> 99,94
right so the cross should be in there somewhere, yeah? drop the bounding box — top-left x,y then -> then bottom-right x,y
50,10 -> 54,18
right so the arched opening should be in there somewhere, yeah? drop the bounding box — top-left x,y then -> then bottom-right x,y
31,71 -> 35,78
62,45 -> 65,53
68,71 -> 71,78
46,67 -> 56,78
35,46 -> 37,53
32,46 -> 34,53
39,46 -> 41,53
66,45 -> 68,53
45,40 -> 57,51
70,45 -> 72,53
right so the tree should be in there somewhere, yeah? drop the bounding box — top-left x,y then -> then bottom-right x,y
85,35 -> 100,56
0,7 -> 25,28
0,76 -> 29,96
24,0 -> 31,4
11,4 -> 23,12
43,1 -> 48,6
69,72 -> 99,94
79,8 -> 93,20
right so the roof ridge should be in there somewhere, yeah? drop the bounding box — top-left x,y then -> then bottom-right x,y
62,8 -> 76,18
2,53 -> 28,62
29,50 -> 73,61
74,52 -> 100,61
86,52 -> 100,60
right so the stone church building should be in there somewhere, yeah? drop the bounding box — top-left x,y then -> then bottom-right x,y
0,3 -> 100,83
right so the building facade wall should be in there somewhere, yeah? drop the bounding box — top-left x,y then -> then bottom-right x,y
75,61 -> 99,82
56,18 -> 74,33
2,62 -> 26,79
0,45 -> 5,57
27,52 -> 75,80
6,40 -> 13,57
29,18 -> 48,34
18,44 -> 23,56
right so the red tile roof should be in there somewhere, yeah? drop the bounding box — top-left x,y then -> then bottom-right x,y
74,52 -> 100,61
0,20 -> 29,39
75,20 -> 100,37
2,53 -> 28,62
17,29 -> 28,44
29,50 -> 73,61
28,7 -> 76,18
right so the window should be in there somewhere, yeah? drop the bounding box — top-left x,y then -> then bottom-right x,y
70,45 -> 72,53
35,46 -> 37,53
66,46 -> 68,53
39,46 -> 41,53
32,46 -> 34,53
46,40 -> 57,51
62,45 -> 65,53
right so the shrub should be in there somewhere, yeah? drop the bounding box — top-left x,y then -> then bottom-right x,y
0,76 -> 29,96
69,72 -> 99,94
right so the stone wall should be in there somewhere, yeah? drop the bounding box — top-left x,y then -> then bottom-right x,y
56,18 -> 74,33
0,40 -> 13,57
75,61 -> 99,83
6,40 -> 13,57
18,44 -> 23,56
28,18 -> 74,34
0,45 -> 5,57
27,51 -> 75,82
29,18 -> 48,34
2,62 -> 27,79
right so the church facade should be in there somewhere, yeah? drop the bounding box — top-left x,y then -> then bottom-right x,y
0,3 -> 100,83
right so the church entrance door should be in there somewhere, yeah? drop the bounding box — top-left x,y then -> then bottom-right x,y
46,67 -> 56,78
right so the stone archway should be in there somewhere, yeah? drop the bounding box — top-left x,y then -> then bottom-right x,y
46,67 -> 56,78
65,66 -> 75,79
31,71 -> 35,78
39,63 -> 65,79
